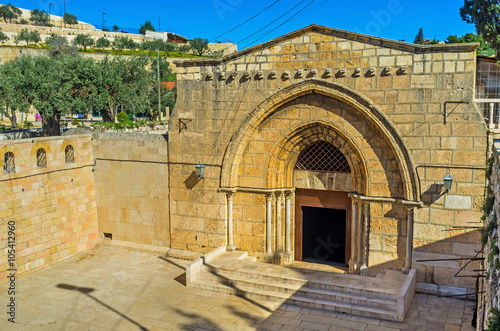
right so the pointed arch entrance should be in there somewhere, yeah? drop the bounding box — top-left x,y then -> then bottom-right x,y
219,79 -> 421,274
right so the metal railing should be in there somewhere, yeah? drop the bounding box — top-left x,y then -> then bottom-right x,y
94,25 -> 141,35
475,99 -> 500,129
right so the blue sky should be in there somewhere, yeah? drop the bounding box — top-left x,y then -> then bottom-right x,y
7,0 -> 476,49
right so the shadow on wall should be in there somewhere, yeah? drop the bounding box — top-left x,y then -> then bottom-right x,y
368,230 -> 482,290
184,171 -> 201,189
421,183 -> 445,206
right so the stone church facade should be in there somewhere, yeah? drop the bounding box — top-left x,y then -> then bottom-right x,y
0,24 -> 487,293
170,24 -> 486,290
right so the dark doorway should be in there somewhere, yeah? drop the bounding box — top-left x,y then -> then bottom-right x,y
301,206 -> 346,265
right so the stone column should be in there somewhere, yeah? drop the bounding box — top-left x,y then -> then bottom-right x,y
275,192 -> 284,264
362,202 -> 370,274
284,190 -> 293,263
403,207 -> 415,273
349,200 -> 358,274
490,103 -> 495,129
226,192 -> 236,251
357,201 -> 364,272
265,193 -> 274,262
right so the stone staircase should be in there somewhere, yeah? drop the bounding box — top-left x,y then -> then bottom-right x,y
186,248 -> 416,322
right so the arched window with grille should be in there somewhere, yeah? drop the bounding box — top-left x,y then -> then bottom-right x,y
65,145 -> 74,164
295,141 -> 351,173
3,152 -> 15,174
36,148 -> 47,168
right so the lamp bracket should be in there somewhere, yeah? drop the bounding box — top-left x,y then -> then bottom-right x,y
179,118 -> 192,134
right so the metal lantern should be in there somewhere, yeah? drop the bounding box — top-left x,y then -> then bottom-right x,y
443,171 -> 453,193
195,162 -> 205,179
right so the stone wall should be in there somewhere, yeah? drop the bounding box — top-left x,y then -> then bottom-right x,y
92,133 -> 170,247
0,22 -> 150,46
208,42 -> 238,56
8,7 -> 95,30
0,134 -> 98,284
170,24 -> 486,288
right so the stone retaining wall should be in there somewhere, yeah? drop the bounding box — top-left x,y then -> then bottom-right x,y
92,133 -> 170,247
0,134 -> 98,283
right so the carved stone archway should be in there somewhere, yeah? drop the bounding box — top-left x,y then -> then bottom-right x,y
220,78 -> 418,201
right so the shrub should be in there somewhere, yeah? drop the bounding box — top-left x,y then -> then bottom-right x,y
487,307 -> 500,331
116,111 -> 129,123
483,219 -> 497,246
71,118 -> 79,126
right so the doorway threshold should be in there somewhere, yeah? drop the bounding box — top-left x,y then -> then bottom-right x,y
289,260 -> 348,274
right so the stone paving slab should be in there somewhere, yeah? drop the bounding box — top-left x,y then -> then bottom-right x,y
0,247 -> 476,330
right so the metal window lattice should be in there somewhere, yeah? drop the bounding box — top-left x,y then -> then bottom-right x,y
36,148 -> 47,168
3,152 -> 15,174
295,141 -> 351,172
65,145 -> 74,164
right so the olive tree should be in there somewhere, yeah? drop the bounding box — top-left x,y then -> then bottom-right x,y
95,37 -> 110,50
15,29 -> 41,46
63,13 -> 78,26
30,9 -> 49,26
0,3 -> 22,23
74,34 -> 94,51
189,37 -> 209,56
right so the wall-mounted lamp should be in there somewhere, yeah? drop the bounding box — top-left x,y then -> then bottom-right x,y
443,170 -> 453,193
195,162 -> 205,178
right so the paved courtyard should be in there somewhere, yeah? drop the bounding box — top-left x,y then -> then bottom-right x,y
0,247 -> 476,331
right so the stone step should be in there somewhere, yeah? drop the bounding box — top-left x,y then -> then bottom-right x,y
201,264 -> 399,300
196,271 -> 397,310
166,248 -> 203,261
191,278 -> 398,321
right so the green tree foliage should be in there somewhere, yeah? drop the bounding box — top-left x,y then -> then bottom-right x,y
0,3 -> 22,23
15,29 -> 41,46
0,56 -> 34,127
112,36 -> 137,51
46,34 -> 77,57
0,30 -> 9,44
63,13 -> 78,25
149,54 -> 176,120
487,307 -> 500,331
30,9 -> 50,26
414,28 -> 424,45
178,44 -> 191,56
95,37 -> 110,49
461,0 -> 500,56
139,20 -> 156,35
140,39 -> 165,54
113,25 -> 120,32
91,55 -> 154,121
74,34 -> 94,51
151,56 -> 174,82
0,54 -> 158,135
189,37 -> 209,56
445,32 -> 495,56
164,42 -> 178,53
